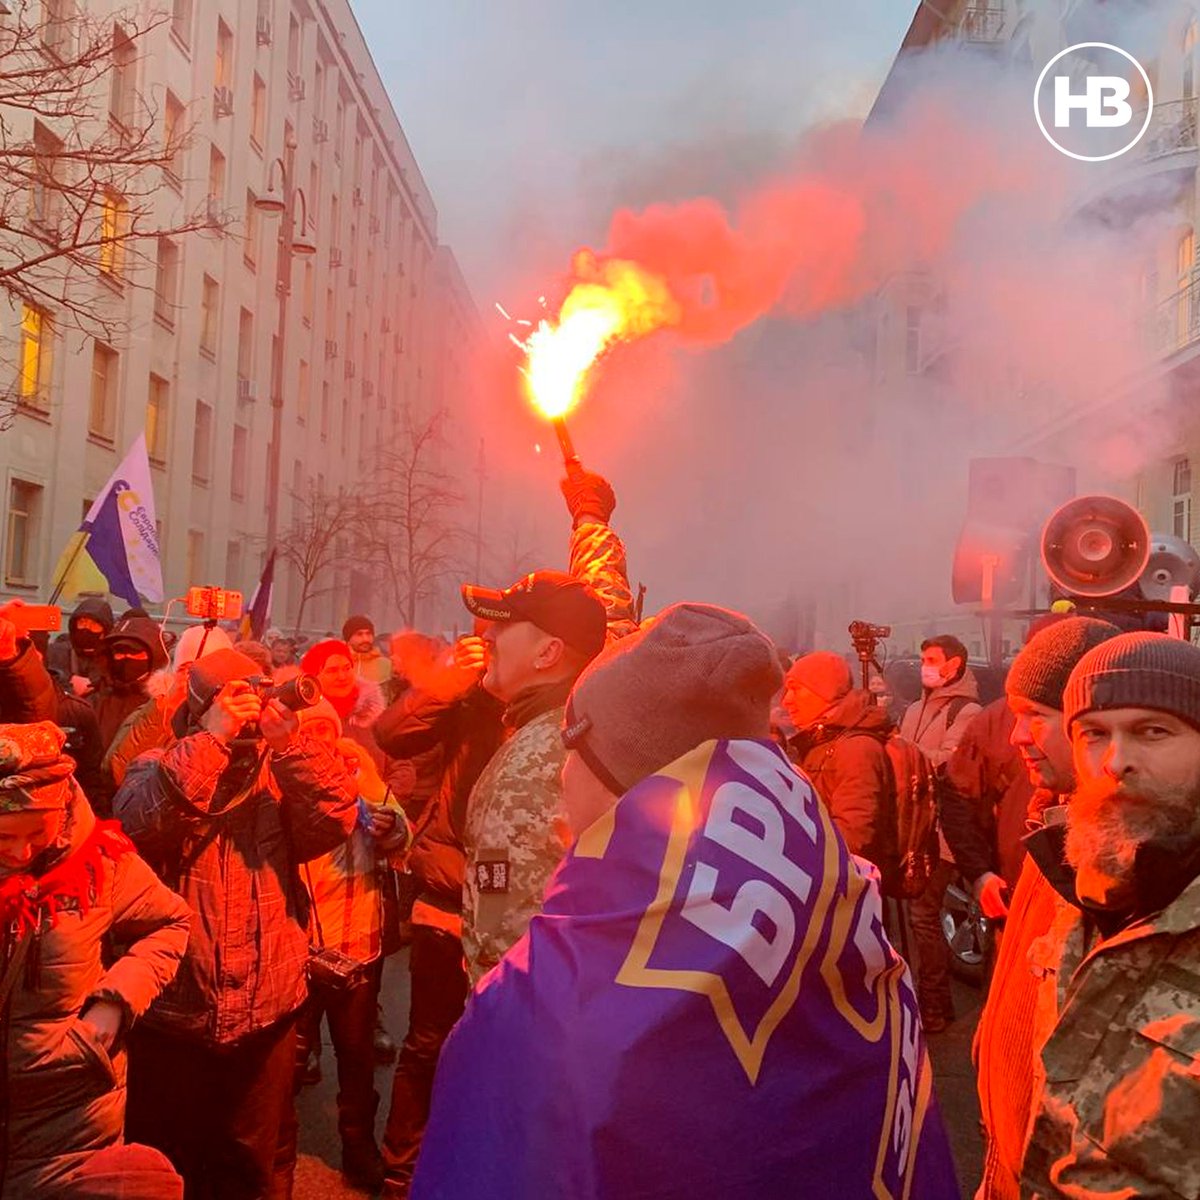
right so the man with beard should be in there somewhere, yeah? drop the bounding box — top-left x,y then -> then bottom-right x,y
972,616 -> 1120,1200
1019,632 -> 1200,1198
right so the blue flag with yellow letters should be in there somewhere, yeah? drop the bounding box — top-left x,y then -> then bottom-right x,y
413,739 -> 958,1200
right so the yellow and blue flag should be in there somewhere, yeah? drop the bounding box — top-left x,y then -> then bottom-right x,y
414,738 -> 959,1200
52,433 -> 162,608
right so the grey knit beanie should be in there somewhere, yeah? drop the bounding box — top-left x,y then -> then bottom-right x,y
562,602 -> 783,796
1065,632 -> 1200,731
1006,616 -> 1122,711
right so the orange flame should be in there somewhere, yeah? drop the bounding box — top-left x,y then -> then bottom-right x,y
516,251 -> 681,420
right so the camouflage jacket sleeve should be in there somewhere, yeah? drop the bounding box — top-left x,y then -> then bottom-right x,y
462,713 -> 569,985
568,520 -> 638,642
1022,883 -> 1200,1200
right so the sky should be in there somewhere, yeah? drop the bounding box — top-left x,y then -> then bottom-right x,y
344,1 -> 1184,644
350,0 -> 915,302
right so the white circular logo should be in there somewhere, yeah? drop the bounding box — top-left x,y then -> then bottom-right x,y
1034,42 -> 1153,161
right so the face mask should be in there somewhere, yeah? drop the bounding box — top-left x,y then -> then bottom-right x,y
71,630 -> 103,657
110,656 -> 150,686
920,665 -> 946,690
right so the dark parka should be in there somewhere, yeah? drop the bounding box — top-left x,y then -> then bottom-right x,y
112,729 -> 358,1044
789,689 -> 896,870
0,792 -> 190,1198
91,617 -> 170,753
939,697 -> 1033,891
374,683 -> 505,912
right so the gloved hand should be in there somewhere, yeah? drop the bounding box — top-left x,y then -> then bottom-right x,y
560,468 -> 616,528
973,871 -> 1010,919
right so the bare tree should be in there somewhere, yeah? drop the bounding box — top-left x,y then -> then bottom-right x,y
365,408 -> 466,628
0,0 -> 211,425
275,482 -> 361,633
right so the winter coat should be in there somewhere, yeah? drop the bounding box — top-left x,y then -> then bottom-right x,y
789,689 -> 895,870
351,647 -> 392,688
46,599 -> 115,693
112,730 -> 358,1044
899,669 -> 982,767
101,670 -> 181,791
373,683 -> 504,921
941,698 -> 1034,889
339,679 -> 420,803
0,788 -> 190,1198
1021,865 -> 1200,1198
973,846 -> 1065,1200
55,689 -> 105,813
569,519 -> 638,642
0,638 -> 59,725
462,689 -> 574,985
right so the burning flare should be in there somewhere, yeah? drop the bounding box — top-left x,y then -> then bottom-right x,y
514,251 -> 681,419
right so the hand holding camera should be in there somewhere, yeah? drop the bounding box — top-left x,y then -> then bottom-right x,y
201,681 -> 264,745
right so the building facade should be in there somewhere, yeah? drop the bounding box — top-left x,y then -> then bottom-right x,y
1,0 -> 471,634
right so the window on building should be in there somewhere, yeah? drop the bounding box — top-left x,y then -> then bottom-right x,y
251,74 -> 267,148
237,308 -> 254,381
215,19 -> 233,88
98,190 -> 126,277
29,122 -> 63,230
231,425 -> 248,499
109,24 -> 135,127
200,275 -> 219,355
904,305 -> 922,374
89,342 -> 118,440
302,260 -> 314,325
314,56 -> 325,118
146,374 -> 169,464
308,161 -> 320,223
192,400 -> 213,483
322,383 -> 331,442
244,189 -> 259,269
154,237 -> 179,324
1187,20 -> 1197,99
42,0 -> 74,57
19,304 -> 52,410
334,94 -> 345,160
1174,457 -> 1193,541
164,91 -> 184,181
298,359 -> 310,425
5,480 -> 42,585
287,14 -> 301,79
208,146 -> 226,218
171,0 -> 192,46
225,539 -> 243,591
186,530 -> 205,587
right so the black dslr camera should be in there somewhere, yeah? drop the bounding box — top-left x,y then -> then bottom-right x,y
237,673 -> 321,740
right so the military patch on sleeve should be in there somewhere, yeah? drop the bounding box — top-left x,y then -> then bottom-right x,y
475,854 -> 510,894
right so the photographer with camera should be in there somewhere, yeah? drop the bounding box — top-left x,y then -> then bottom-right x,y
112,647 -> 359,1199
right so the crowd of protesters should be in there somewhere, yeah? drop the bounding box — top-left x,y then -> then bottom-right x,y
0,468 -> 1197,1199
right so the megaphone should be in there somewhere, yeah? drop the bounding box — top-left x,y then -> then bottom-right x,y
1140,534 -> 1200,601
1041,495 -> 1150,598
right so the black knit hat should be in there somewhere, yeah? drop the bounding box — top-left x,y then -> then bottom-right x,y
342,615 -> 374,640
1065,632 -> 1200,731
1006,616 -> 1122,711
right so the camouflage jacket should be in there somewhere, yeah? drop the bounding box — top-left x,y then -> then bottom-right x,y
1021,870 -> 1200,1199
461,519 -> 636,983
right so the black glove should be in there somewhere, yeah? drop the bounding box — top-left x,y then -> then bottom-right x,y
560,469 -> 616,528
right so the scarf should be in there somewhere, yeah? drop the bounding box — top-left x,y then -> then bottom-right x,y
0,819 -> 135,937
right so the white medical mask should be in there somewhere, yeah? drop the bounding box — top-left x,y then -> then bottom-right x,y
920,664 -> 945,690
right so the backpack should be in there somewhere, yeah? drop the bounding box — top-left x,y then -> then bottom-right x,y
880,695 -> 973,899
880,734 -> 940,899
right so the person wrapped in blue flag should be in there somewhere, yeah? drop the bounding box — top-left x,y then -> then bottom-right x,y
413,603 -> 960,1200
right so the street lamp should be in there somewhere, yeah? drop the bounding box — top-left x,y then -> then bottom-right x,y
256,142 -> 314,558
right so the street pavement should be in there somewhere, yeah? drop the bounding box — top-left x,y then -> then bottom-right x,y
294,954 -> 986,1199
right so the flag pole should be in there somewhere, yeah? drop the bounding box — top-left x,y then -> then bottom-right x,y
48,531 -> 90,606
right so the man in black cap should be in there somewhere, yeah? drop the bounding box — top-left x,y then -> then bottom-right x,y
343,614 -> 392,689
454,468 -> 636,986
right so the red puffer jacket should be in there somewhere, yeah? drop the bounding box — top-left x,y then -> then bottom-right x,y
112,729 -> 357,1044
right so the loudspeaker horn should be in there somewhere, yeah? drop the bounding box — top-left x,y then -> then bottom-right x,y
1140,533 -> 1200,602
1041,495 -> 1150,598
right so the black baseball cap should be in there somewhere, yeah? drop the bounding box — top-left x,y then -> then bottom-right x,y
462,571 -> 607,660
